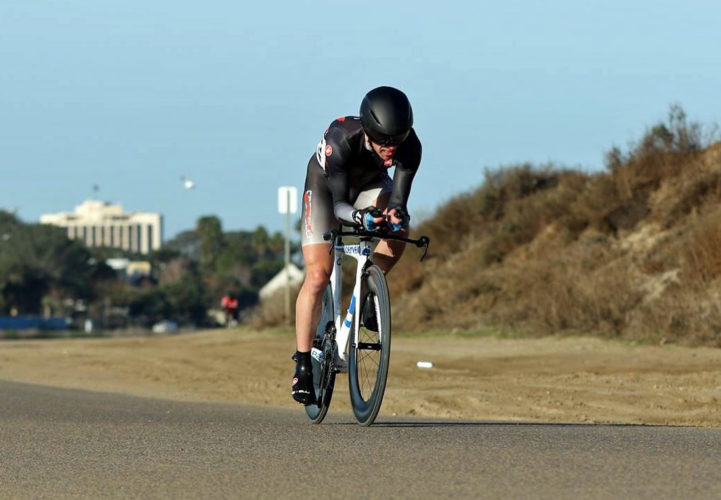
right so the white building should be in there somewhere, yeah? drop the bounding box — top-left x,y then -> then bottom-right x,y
259,264 -> 305,300
41,200 -> 163,254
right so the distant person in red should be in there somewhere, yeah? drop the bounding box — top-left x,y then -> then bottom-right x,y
221,293 -> 239,326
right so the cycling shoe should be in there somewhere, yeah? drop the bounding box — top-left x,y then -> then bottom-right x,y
291,352 -> 316,405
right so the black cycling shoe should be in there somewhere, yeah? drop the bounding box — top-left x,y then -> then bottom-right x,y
361,294 -> 378,332
291,352 -> 316,405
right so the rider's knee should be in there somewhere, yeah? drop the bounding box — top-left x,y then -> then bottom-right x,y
304,267 -> 331,295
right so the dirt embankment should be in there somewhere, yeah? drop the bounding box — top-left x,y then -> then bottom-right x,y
1,329 -> 720,427
381,122 -> 721,347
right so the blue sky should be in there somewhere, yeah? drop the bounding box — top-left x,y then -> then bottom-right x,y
1,0 -> 719,238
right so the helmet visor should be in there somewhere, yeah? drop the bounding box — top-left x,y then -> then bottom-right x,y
367,129 -> 411,147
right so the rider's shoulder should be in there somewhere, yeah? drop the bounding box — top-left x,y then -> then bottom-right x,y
397,128 -> 422,163
326,116 -> 364,139
324,117 -> 364,156
404,128 -> 421,149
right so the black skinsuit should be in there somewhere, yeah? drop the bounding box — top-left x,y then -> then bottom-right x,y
301,116 -> 421,246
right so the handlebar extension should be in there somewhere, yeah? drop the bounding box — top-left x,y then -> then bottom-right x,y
323,228 -> 430,261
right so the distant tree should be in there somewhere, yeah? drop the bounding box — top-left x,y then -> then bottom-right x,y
251,225 -> 269,256
128,288 -> 171,326
230,286 -> 259,310
196,216 -> 224,274
0,210 -> 21,234
251,260 -> 285,288
0,221 -> 103,314
220,232 -> 256,264
148,247 -> 181,264
165,270 -> 208,325
164,230 -> 201,261
268,231 -> 284,255
0,210 -> 294,324
157,256 -> 194,286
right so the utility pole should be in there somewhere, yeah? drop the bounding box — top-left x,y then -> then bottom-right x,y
284,189 -> 291,323
278,186 -> 298,325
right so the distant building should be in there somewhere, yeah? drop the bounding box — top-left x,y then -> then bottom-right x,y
40,199 -> 163,254
106,258 -> 152,277
259,264 -> 305,300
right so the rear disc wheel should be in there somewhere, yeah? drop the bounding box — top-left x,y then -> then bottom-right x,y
305,284 -> 336,424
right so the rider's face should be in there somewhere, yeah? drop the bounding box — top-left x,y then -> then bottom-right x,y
368,137 -> 397,162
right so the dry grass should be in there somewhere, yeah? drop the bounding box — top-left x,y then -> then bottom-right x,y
247,284 -> 301,329
682,209 -> 721,283
390,108 -> 721,345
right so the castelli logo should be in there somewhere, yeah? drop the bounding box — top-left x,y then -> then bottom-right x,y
303,190 -> 313,237
337,116 -> 346,122
325,145 -> 333,156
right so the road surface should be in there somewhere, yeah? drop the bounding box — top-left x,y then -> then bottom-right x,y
1,380 -> 720,499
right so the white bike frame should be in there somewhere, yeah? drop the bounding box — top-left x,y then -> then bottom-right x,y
330,237 -> 374,364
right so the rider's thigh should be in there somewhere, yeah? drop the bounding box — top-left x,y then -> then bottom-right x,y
301,156 -> 339,247
352,174 -> 393,211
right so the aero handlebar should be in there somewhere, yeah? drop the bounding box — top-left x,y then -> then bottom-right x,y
323,228 -> 430,261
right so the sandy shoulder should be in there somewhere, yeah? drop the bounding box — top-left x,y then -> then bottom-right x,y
1,329 -> 720,427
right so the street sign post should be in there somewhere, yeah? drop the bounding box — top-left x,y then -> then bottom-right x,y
278,186 -> 298,215
278,187 -> 298,324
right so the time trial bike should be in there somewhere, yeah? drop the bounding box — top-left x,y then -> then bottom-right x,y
305,218 -> 429,426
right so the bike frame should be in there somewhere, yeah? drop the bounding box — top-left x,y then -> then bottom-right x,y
307,228 -> 428,424
329,236 -> 374,364
319,228 -> 428,366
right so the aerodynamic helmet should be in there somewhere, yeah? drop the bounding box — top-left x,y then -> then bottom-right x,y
359,86 -> 414,146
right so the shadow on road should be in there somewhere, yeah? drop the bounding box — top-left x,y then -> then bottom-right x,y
334,420 -> 671,428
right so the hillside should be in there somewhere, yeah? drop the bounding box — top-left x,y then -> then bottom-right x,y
391,107 -> 721,346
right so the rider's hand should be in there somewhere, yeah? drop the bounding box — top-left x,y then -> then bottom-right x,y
386,207 -> 410,232
353,207 -> 385,232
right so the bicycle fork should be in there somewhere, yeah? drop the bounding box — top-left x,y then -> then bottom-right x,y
330,239 -> 373,366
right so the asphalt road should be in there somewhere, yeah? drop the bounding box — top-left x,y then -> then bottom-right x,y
2,380 -> 721,499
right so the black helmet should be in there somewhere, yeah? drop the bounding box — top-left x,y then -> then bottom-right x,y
359,86 -> 413,146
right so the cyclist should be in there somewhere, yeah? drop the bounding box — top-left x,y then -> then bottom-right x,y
292,86 -> 422,405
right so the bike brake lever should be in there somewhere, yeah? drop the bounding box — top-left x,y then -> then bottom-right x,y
416,236 -> 430,261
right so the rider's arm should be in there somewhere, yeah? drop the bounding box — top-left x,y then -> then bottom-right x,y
388,167 -> 416,212
387,130 -> 422,212
324,127 -> 359,225
328,171 -> 357,225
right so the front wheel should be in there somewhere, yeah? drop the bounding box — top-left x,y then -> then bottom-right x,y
348,265 -> 391,426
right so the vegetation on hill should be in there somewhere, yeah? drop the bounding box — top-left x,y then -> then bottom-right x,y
392,106 -> 721,345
